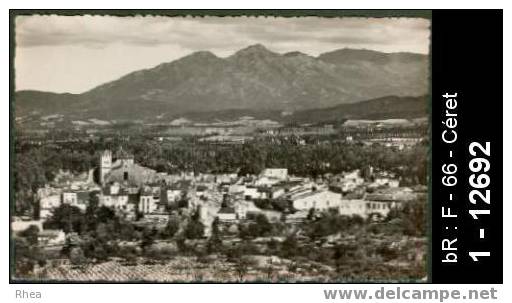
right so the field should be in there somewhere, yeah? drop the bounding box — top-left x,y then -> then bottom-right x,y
22,251 -> 425,283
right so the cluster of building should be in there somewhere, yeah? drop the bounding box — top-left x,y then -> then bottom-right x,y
13,148 -> 424,245
34,149 -> 217,225
216,167 -> 421,224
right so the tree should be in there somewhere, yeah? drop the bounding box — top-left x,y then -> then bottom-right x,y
281,234 -> 299,258
239,214 -> 272,239
185,209 -> 204,239
307,213 -> 363,239
140,227 -> 156,251
254,214 -> 272,235
44,204 -> 84,233
33,200 -> 41,220
19,225 -> 40,246
177,191 -> 190,208
385,198 -> 426,236
69,247 -> 87,265
306,208 -> 316,221
333,243 -> 358,273
14,226 -> 46,277
185,220 -> 204,239
401,199 -> 426,236
207,217 -> 222,253
14,239 -> 39,277
161,217 -> 180,239
118,221 -> 136,240
96,206 -> 117,224
84,192 -> 100,231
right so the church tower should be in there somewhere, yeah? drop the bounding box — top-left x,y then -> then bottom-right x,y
99,150 -> 112,185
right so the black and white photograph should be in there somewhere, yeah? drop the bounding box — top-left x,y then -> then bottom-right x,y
11,14 -> 430,283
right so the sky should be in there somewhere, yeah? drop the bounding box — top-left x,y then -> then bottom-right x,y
15,15 -> 430,94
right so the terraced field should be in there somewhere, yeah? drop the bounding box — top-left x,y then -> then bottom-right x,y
25,253 -> 424,283
31,256 -> 336,282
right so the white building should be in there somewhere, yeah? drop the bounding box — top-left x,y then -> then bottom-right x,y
166,189 -> 182,203
217,207 -> 237,222
243,187 -> 261,200
331,170 -> 365,193
229,184 -> 246,194
195,185 -> 208,198
11,219 -> 43,233
61,191 -> 89,211
100,193 -> 129,209
39,194 -> 61,219
235,203 -> 247,220
255,168 -> 289,186
255,176 -> 281,187
99,183 -> 130,209
342,170 -> 364,185
62,192 -> 77,203
260,168 -> 288,180
38,229 -> 66,246
388,180 -> 400,188
338,199 -> 394,218
337,181 -> 358,193
139,188 -> 160,214
291,190 -> 342,211
269,187 -> 285,199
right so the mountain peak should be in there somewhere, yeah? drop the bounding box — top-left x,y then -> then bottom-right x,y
231,44 -> 277,57
162,50 -> 221,69
283,51 -> 309,57
242,43 -> 269,51
183,50 -> 218,60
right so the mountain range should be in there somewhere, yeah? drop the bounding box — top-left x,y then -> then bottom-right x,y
14,44 -> 429,122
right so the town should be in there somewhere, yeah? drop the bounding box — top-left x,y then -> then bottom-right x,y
12,124 -> 428,282
17,148 -> 422,231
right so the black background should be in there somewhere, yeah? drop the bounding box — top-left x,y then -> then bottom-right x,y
431,10 -> 503,283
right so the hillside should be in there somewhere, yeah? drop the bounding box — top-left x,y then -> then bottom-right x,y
287,95 -> 428,124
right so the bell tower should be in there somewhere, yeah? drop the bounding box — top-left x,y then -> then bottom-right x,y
99,150 -> 112,185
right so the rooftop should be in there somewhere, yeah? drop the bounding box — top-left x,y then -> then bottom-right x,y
289,189 -> 328,201
218,207 -> 235,214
